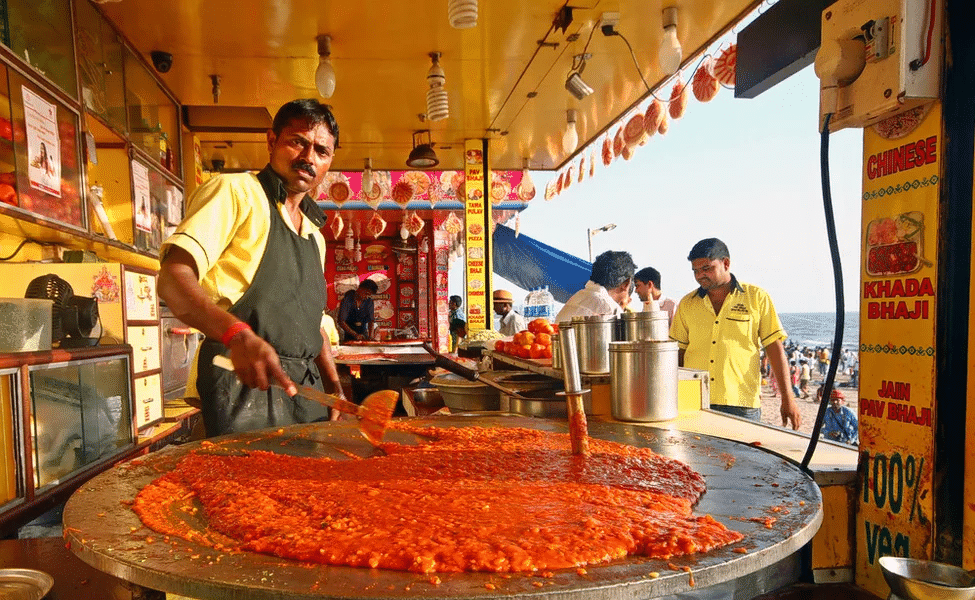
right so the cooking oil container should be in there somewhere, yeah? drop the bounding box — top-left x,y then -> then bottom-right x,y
571,315 -> 615,374
609,340 -> 678,422
620,310 -> 669,341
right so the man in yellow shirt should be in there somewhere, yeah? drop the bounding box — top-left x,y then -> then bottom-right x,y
158,99 -> 344,436
669,238 -> 800,430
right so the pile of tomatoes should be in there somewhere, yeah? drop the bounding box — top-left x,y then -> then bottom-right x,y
493,318 -> 559,359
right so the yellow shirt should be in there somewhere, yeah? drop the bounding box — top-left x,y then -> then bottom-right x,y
160,172 -> 328,398
160,172 -> 327,311
321,313 -> 340,346
669,276 -> 786,408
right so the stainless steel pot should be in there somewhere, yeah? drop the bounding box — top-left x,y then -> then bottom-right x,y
609,340 -> 679,422
505,388 -> 593,418
492,372 -> 562,412
571,315 -> 616,374
620,311 -> 669,341
430,373 -> 500,411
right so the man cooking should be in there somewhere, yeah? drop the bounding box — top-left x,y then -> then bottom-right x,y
493,289 -> 527,335
555,250 -> 636,321
669,238 -> 801,430
158,99 -> 345,437
337,279 -> 378,342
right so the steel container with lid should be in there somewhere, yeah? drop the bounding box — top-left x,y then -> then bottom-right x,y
620,310 -> 669,341
551,332 -> 562,369
609,340 -> 679,422
571,315 -> 616,374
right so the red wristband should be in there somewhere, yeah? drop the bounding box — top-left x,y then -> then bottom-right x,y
220,322 -> 252,346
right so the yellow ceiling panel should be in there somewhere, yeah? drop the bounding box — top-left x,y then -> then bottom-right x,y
97,0 -> 759,172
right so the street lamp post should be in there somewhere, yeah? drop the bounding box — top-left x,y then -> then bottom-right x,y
587,223 -> 617,262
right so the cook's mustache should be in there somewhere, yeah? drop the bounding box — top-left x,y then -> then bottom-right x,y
293,161 -> 316,177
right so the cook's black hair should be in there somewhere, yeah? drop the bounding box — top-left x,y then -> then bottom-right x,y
590,251 -> 636,290
359,279 -> 379,294
634,266 -> 661,289
449,295 -> 462,306
272,99 -> 340,147
687,238 -> 730,261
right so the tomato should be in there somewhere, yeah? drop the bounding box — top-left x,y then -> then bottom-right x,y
539,324 -> 555,335
517,344 -> 532,358
0,183 -> 16,205
513,331 -> 535,346
551,323 -> 560,334
494,340 -> 505,352
536,332 -> 551,346
528,318 -> 549,334
0,117 -> 11,141
0,172 -> 15,186
543,346 -> 553,359
503,342 -> 517,355
529,343 -> 546,359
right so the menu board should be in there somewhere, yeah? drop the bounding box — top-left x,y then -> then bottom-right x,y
464,139 -> 489,333
855,101 -> 940,597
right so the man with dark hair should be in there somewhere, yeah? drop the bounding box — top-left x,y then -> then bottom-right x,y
556,250 -> 636,321
448,295 -> 466,350
158,99 -> 345,436
633,266 -> 677,323
338,279 -> 379,342
669,238 -> 801,429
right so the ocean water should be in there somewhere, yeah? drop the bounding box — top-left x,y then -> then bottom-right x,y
780,311 -> 859,351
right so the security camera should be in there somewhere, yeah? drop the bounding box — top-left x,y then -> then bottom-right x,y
150,51 -> 173,74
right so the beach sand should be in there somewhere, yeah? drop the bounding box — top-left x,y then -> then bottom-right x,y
759,370 -> 858,437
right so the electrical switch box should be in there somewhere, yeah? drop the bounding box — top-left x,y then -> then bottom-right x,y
817,0 -> 942,132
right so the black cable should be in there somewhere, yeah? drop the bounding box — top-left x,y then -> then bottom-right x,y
0,238 -> 34,261
800,112 -> 846,473
614,30 -> 710,105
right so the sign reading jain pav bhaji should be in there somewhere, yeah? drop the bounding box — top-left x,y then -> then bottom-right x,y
464,140 -> 489,332
856,102 -> 940,597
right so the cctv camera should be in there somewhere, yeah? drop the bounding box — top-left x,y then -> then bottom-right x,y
150,51 -> 173,74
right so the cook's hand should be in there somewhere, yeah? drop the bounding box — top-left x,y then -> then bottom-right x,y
227,329 -> 297,396
780,393 -> 801,430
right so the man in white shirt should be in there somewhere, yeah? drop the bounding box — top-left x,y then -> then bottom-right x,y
555,251 -> 636,322
493,289 -> 527,335
633,266 -> 678,324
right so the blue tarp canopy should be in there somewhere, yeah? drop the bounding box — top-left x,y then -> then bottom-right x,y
492,225 -> 591,304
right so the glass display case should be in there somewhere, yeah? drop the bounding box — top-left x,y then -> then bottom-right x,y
74,0 -> 127,134
0,368 -> 19,508
29,354 -> 132,489
4,0 -> 77,99
124,47 -> 179,179
84,113 -> 133,245
132,159 -> 174,253
8,70 -> 84,228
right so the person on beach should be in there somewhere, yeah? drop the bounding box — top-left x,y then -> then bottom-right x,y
818,387 -> 858,444
670,238 -> 801,429
799,359 -> 811,398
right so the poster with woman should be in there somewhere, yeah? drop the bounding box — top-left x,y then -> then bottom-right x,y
23,86 -> 61,197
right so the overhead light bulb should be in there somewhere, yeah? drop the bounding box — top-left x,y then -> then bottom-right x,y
562,109 -> 579,154
354,240 -> 362,263
448,0 -> 478,29
400,224 -> 410,240
361,158 -> 374,196
315,35 -> 336,98
658,8 -> 682,75
426,52 -> 449,121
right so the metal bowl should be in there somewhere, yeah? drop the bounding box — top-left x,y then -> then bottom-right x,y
506,388 -> 592,418
430,373 -> 500,411
879,556 -> 975,600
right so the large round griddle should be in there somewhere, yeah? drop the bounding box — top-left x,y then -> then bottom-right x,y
63,415 -> 822,599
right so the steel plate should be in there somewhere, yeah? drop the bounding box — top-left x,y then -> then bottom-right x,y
63,416 -> 822,600
0,568 -> 55,600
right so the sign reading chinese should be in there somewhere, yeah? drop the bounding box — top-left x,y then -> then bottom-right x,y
856,102 -> 940,597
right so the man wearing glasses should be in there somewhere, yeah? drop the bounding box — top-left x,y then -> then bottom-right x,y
669,238 -> 801,430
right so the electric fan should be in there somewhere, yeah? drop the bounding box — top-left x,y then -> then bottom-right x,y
25,274 -> 100,347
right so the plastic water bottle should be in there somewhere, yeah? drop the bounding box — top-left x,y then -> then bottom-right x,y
524,288 -> 537,318
537,286 -> 555,321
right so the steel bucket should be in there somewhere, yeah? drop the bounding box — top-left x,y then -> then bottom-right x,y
609,340 -> 679,422
571,315 -> 616,374
620,310 -> 669,341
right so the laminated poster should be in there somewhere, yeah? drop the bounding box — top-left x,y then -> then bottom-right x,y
132,159 -> 152,233
23,86 -> 61,197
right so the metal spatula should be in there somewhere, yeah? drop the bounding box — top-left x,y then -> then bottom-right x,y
212,355 -> 398,445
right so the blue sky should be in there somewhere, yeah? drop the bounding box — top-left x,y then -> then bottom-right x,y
452,65 -> 865,315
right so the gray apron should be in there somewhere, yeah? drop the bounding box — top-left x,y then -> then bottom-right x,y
196,166 -> 329,437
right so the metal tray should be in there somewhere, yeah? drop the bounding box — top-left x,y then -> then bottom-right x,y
64,416 -> 823,600
0,568 -> 55,600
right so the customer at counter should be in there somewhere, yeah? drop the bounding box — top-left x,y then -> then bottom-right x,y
633,266 -> 677,323
157,99 -> 345,437
493,289 -> 527,335
338,279 -> 378,342
669,238 -> 801,430
555,250 -> 636,321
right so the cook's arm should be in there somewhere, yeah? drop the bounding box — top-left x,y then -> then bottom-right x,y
767,339 -> 801,430
158,246 -> 296,394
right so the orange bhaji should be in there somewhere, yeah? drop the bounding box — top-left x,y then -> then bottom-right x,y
133,425 -> 742,574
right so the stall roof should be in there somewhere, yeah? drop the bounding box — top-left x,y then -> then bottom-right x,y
96,0 -> 760,173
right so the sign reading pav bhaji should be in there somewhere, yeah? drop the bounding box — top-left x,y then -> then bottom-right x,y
856,102 -> 940,598
464,139 -> 489,332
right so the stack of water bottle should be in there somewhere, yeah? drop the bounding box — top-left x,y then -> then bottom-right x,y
523,286 -> 555,321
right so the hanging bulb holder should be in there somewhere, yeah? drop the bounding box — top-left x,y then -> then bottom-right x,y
662,7 -> 678,30
210,74 -> 221,104
361,157 -> 374,195
406,130 -> 439,168
315,34 -> 336,98
427,52 -> 446,86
